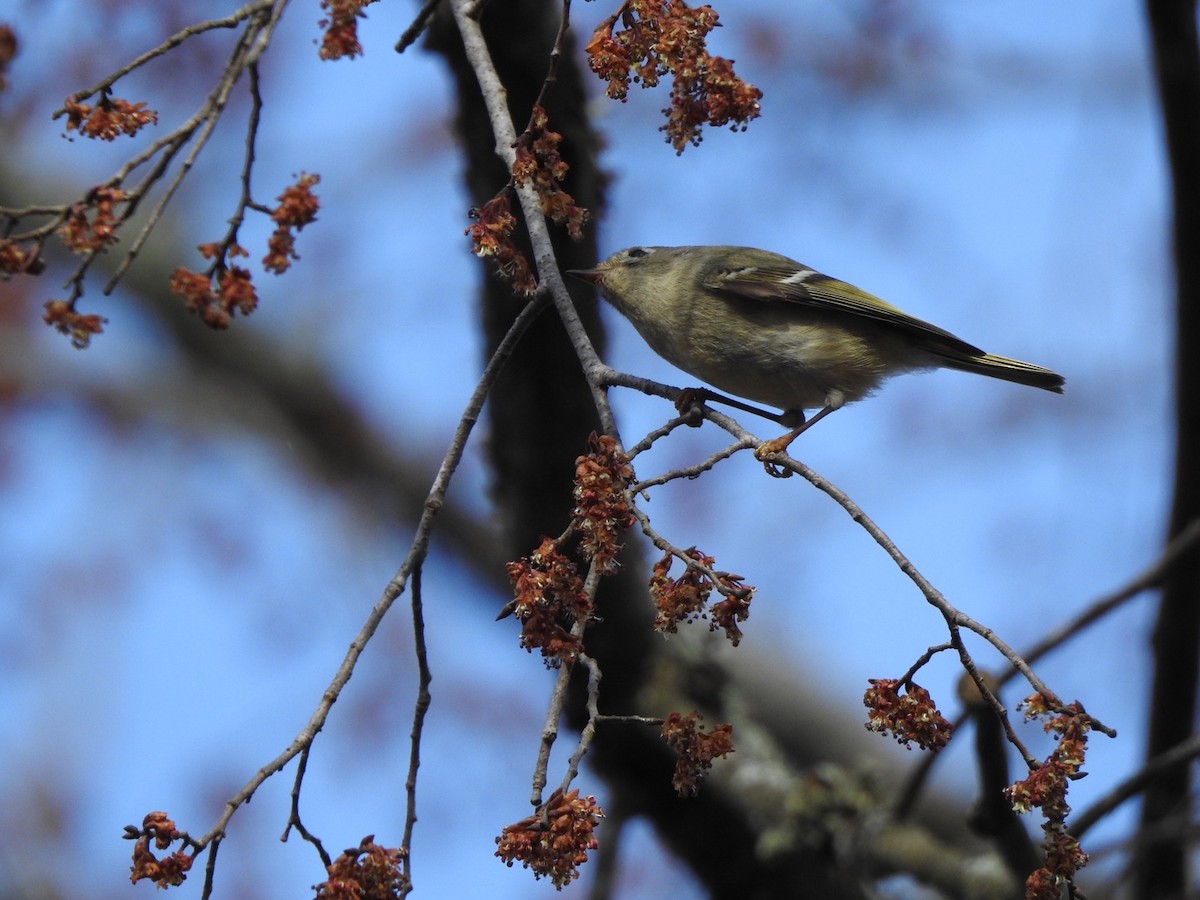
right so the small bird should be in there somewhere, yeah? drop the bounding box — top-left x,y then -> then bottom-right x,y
569,245 -> 1064,458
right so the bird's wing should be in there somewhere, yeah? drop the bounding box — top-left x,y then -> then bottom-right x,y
706,265 -> 986,358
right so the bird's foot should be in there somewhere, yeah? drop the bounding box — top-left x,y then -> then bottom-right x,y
754,433 -> 798,478
674,387 -> 712,428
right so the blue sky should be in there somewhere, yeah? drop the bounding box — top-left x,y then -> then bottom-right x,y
0,1 -> 1182,897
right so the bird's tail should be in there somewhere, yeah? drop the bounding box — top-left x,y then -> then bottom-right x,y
935,351 -> 1065,393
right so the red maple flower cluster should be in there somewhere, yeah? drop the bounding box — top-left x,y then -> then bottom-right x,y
584,0 -> 763,152
512,105 -> 588,241
649,548 -> 753,645
863,678 -> 953,752
126,811 -> 194,889
507,537 -> 590,666
495,788 -> 602,889
468,105 -> 590,294
170,243 -> 258,329
0,239 -> 44,275
313,835 -> 408,899
167,173 -> 318,328
465,193 -> 536,295
63,95 -> 157,140
505,437 -> 634,663
318,0 -> 379,60
571,432 -> 635,573
265,172 -> 321,274
661,710 -> 735,796
58,186 -> 124,252
42,300 -> 107,349
1005,695 -> 1090,900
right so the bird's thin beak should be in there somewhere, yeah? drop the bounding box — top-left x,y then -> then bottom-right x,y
566,268 -> 603,285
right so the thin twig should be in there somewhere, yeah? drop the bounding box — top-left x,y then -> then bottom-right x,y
53,0 -> 274,114
629,502 -> 751,603
532,653 -> 578,807
395,0 -> 443,53
623,413 -> 698,459
529,563 -> 603,805
596,365 -> 681,405
280,745 -> 331,867
526,0 -> 573,120
559,649 -> 603,793
401,560 -> 433,892
630,439 -> 753,491
945,623 -> 1037,768
898,642 -> 954,685
200,836 -> 221,900
593,714 -> 664,726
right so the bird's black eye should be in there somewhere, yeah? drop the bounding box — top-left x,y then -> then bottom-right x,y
626,247 -> 648,259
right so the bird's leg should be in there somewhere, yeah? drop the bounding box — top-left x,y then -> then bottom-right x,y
754,404 -> 838,461
674,387 -> 799,428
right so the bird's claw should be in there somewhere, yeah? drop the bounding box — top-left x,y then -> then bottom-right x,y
674,387 -> 710,427
755,435 -> 797,478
